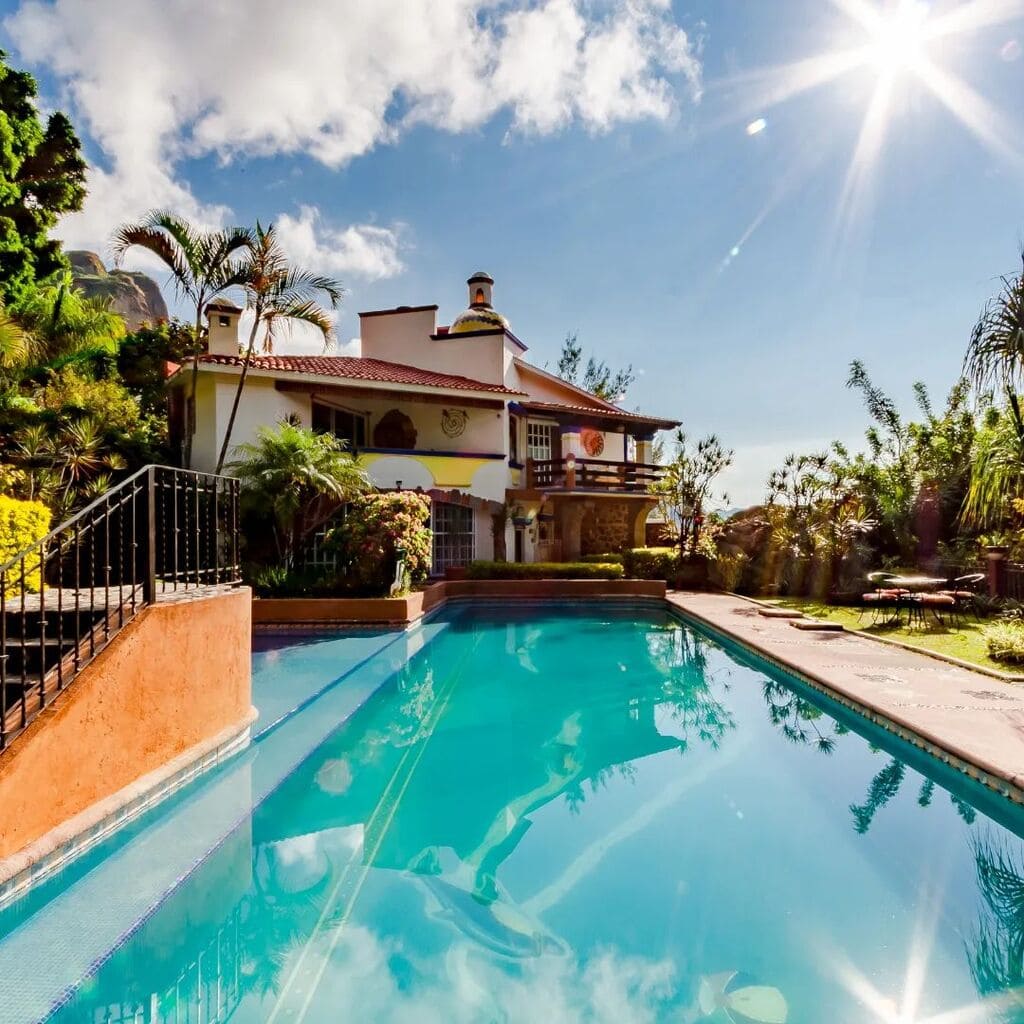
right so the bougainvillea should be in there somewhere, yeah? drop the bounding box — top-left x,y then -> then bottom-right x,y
329,491 -> 432,595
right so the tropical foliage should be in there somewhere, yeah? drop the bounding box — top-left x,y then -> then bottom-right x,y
650,428 -> 733,555
216,222 -> 343,473
112,211 -> 251,467
232,421 -> 370,567
328,491 -> 431,594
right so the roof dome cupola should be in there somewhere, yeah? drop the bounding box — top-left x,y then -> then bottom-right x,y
450,271 -> 509,334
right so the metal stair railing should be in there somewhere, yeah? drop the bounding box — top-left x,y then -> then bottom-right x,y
0,465 -> 241,749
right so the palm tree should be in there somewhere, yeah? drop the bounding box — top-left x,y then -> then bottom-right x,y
12,273 -> 125,363
111,212 -> 251,468
964,250 -> 1024,439
961,250 -> 1024,526
230,421 -> 370,565
0,304 -> 36,376
215,223 -> 343,474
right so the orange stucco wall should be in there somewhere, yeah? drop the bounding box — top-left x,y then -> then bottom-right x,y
0,587 -> 253,859
252,579 -> 666,626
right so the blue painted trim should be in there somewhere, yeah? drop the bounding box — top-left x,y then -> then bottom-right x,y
359,447 -> 506,460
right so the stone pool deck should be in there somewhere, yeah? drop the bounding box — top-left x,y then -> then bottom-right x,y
668,591 -> 1024,802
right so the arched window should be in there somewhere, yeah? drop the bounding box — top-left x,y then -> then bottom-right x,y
474,287 -> 486,304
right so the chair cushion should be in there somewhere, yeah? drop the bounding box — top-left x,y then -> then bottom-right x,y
919,594 -> 955,606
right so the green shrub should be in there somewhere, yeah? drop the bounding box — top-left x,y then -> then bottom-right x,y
466,561 -> 625,580
622,547 -> 680,580
250,564 -> 332,598
580,552 -> 624,564
328,491 -> 432,595
0,495 -> 52,592
983,620 -> 1024,665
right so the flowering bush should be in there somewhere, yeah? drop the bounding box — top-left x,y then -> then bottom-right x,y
0,495 -> 52,592
329,491 -> 432,595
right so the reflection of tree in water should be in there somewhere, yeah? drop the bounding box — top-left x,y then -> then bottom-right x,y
762,679 -> 849,754
967,832 -> 1024,1019
849,756 -> 980,834
850,759 -> 906,833
646,626 -> 736,752
564,761 -> 638,815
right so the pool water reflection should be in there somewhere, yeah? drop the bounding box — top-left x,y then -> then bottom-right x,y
25,604 -> 1024,1022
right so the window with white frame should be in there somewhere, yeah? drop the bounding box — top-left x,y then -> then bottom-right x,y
312,401 -> 368,450
431,502 -> 474,573
527,421 -> 556,461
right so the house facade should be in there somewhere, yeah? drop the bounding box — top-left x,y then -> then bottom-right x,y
175,273 -> 678,571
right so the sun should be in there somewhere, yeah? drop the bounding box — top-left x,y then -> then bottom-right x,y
716,0 -> 1024,258
867,0 -> 930,74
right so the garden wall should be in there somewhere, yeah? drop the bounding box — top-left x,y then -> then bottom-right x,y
0,587 -> 254,869
252,578 -> 666,626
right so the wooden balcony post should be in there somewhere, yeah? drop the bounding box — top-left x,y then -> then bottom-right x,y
525,457 -> 534,488
565,453 -> 577,489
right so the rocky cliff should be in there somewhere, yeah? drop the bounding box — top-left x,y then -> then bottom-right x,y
69,250 -> 169,330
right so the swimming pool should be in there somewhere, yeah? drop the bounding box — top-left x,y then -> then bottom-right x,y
3,601 -> 1024,1022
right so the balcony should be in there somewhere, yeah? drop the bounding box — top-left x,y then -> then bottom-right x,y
525,457 -> 662,494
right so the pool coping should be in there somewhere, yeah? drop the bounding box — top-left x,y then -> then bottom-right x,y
667,590 -> 1024,807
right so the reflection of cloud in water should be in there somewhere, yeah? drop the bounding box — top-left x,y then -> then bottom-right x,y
273,925 -> 680,1024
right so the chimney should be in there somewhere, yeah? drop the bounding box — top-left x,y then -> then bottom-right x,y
205,301 -> 243,356
467,271 -> 494,309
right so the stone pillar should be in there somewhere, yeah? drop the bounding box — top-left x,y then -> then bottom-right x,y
628,500 -> 656,549
558,500 -> 588,561
986,546 -> 1009,598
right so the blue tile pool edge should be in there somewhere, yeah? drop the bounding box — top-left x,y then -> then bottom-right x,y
666,601 -> 1024,813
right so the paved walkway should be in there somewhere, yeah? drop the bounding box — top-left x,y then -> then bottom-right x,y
668,591 -> 1024,799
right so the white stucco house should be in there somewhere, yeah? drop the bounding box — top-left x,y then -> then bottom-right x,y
172,272 -> 678,571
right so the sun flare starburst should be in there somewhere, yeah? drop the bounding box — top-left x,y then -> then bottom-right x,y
718,0 -> 1024,255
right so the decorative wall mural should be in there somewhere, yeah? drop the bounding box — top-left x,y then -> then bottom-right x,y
581,428 -> 605,457
373,409 -> 417,450
441,409 -> 468,438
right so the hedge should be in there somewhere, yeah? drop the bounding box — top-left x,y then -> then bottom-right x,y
579,552 -> 624,564
466,561 -> 625,580
0,495 -> 52,593
622,547 -> 680,580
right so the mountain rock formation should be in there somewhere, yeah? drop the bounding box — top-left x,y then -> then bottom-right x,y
69,250 -> 169,330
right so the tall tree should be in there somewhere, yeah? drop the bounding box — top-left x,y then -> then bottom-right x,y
0,51 -> 87,301
112,212 -> 251,468
215,223 -> 342,473
556,332 -> 635,402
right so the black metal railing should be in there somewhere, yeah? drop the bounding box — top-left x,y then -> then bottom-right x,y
0,465 -> 241,749
526,457 -> 663,493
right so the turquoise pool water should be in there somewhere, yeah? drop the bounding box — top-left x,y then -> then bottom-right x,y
3,602 -> 1024,1022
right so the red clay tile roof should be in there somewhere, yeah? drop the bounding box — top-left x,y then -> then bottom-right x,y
195,353 -> 523,395
514,399 -> 680,429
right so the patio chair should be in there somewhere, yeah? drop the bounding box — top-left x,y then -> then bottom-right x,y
938,572 -> 986,622
917,591 -> 957,627
860,572 -> 910,625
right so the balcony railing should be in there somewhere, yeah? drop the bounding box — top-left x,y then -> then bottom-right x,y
526,457 -> 662,493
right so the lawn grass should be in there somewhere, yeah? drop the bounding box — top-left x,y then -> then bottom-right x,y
764,597 -> 1014,675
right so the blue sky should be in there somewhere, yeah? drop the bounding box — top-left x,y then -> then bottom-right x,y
2,0 -> 1022,503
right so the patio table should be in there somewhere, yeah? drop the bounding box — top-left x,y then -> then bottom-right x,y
885,575 -> 947,592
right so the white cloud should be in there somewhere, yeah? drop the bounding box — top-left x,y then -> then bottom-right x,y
276,207 -> 404,281
5,0 -> 701,258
